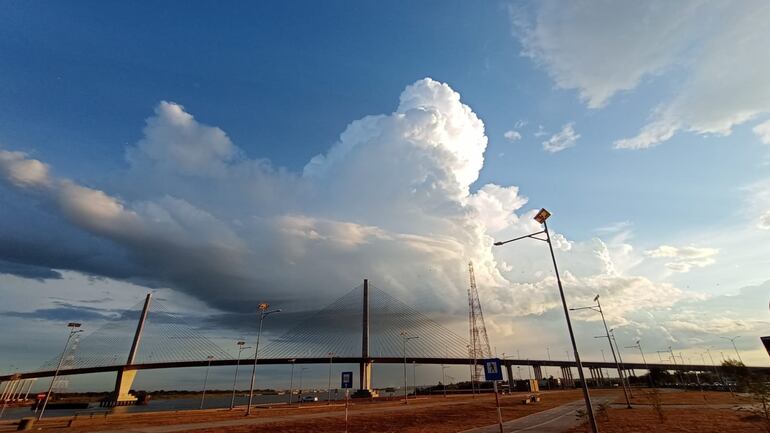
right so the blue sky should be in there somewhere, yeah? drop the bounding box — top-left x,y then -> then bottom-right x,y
1,1 -> 769,391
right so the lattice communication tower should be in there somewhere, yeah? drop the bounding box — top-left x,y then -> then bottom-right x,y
467,261 -> 492,383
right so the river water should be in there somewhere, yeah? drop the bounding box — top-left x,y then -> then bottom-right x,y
0,391 -> 351,420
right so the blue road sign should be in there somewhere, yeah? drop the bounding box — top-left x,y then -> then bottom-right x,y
341,371 -> 353,389
483,358 -> 503,381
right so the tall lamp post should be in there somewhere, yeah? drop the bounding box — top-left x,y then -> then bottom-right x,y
230,341 -> 251,410
246,303 -> 281,416
38,322 -> 82,420
610,330 -> 632,398
288,359 -> 296,405
441,365 -> 450,397
200,355 -> 214,409
720,336 -> 743,363
573,296 -> 631,408
625,340 -> 653,388
494,208 -> 598,433
327,352 -> 335,404
298,367 -> 309,406
400,331 -> 418,403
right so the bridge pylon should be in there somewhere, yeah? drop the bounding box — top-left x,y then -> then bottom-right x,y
355,279 -> 374,398
103,293 -> 152,407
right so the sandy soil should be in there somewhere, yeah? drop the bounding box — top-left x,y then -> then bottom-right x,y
565,407 -> 770,433
628,389 -> 754,405
10,389 -> 757,433
20,390 -> 602,432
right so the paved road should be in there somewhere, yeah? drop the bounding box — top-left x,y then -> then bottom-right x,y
460,397 -> 613,433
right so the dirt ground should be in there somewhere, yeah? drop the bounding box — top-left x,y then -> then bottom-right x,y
17,390 -> 598,433
564,390 -> 768,433
565,408 -> 770,433
628,388 -> 754,405
7,389 -> 760,433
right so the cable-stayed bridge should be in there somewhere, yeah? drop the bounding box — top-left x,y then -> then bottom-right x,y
2,280 -> 768,405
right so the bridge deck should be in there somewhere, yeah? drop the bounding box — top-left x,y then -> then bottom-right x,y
3,357 -> 768,381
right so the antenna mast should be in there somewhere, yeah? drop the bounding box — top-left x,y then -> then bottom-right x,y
467,261 -> 492,383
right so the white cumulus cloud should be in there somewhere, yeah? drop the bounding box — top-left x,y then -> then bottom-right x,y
0,78 -> 700,332
542,123 -> 579,153
503,130 -> 522,142
753,119 -> 770,145
645,245 -> 719,273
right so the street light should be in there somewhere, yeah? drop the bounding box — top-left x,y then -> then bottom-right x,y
327,352 -> 335,405
609,329 -> 633,398
494,209 -> 598,433
38,322 -> 82,420
246,303 -> 281,416
625,340 -> 653,388
298,367 -> 309,406
706,348 -> 733,396
400,331 -> 418,403
288,359 -> 296,405
574,296 -> 631,407
441,365 -> 450,397
200,355 -> 214,409
230,341 -> 251,410
720,336 -> 743,363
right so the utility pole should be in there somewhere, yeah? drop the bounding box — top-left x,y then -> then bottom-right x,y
200,355 -> 214,409
610,330 -> 633,398
626,340 -> 652,387
401,332 -> 418,403
574,295 -> 631,408
288,359 -> 296,405
246,303 -> 281,416
327,352 -> 335,404
442,365 -> 449,397
230,341 -> 250,410
720,336 -> 743,363
39,323 -> 82,420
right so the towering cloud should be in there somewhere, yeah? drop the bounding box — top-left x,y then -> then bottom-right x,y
0,78 -> 690,327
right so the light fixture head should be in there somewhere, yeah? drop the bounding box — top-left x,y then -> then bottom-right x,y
534,208 -> 551,224
67,322 -> 81,328
258,303 -> 270,311
593,294 -> 600,302
237,341 -> 246,346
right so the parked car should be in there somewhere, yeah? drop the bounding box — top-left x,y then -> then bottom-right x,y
301,395 -> 318,402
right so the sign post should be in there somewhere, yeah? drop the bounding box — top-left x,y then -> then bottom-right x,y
484,359 -> 504,433
341,371 -> 353,433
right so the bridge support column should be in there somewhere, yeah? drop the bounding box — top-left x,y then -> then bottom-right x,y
596,367 -> 605,385
533,365 -> 543,381
7,379 -> 21,401
104,293 -> 151,407
22,379 -> 35,401
506,364 -> 514,387
561,366 -> 574,387
1,379 -> 18,401
107,368 -> 139,406
11,380 -> 24,401
0,381 -> 10,401
354,279 -> 373,398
